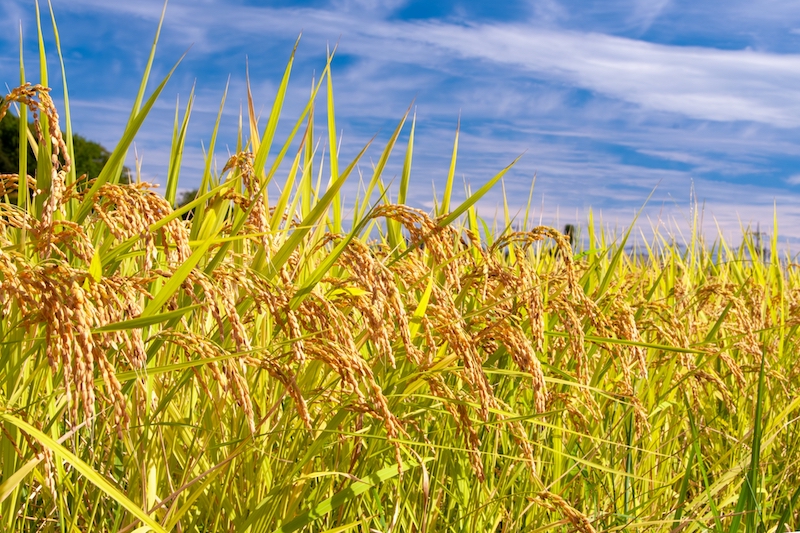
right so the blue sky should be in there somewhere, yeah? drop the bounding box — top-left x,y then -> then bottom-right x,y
3,0 -> 800,244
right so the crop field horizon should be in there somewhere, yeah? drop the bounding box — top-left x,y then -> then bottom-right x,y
1,4 -> 800,533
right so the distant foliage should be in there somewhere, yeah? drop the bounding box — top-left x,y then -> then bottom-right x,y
0,111 -> 30,175
175,188 -> 198,219
0,111 -> 125,182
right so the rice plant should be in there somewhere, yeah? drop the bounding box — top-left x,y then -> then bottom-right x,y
1,4 -> 799,533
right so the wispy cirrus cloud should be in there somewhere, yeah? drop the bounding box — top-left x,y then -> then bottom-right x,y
311,19 -> 800,127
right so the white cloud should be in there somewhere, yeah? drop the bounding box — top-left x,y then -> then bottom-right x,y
385,23 -> 800,127
130,2 -> 800,128
28,0 -> 800,130
0,1 -> 29,36
330,0 -> 408,14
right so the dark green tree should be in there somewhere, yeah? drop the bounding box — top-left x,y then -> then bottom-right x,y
0,111 -> 127,182
175,188 -> 198,219
0,111 -> 34,177
71,132 -> 113,181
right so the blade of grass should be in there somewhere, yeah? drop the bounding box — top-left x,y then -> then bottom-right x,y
16,24 -> 27,215
140,233 -> 220,318
270,459 -> 427,533
164,85 -> 194,206
252,35 -> 301,181
33,0 -> 51,219
288,206 -> 375,310
774,483 -> 800,533
388,109 -> 416,250
0,412 -> 168,533
47,0 -> 76,195
729,346 -> 767,533
684,395 -> 724,533
190,77 -> 228,241
326,44 -> 342,233
94,304 -> 202,332
398,110 -> 415,207
76,52 -> 186,223
238,408 -> 351,532
439,115 -> 459,216
547,330 -> 704,354
595,185 -> 657,298
107,0 -> 170,186
437,155 -> 521,228
269,137 -> 304,231
265,138 -> 372,279
355,103 -> 411,223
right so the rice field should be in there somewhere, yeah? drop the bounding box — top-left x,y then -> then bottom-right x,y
1,7 -> 800,533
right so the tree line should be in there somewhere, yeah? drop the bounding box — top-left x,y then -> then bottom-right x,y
0,111 -> 120,183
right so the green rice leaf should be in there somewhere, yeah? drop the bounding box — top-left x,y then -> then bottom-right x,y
76,51 -> 186,223
94,304 -> 201,332
326,46 -> 342,234
47,0 -> 76,195
355,103 -> 411,223
439,116 -> 459,216
595,185 -> 656,298
33,0 -> 51,220
252,35 -> 300,180
0,412 -> 168,533
265,138 -> 371,279
269,459 -> 426,533
0,456 -> 39,503
164,86 -> 195,206
398,110 -> 415,206
141,235 -> 218,317
437,155 -> 521,229
190,78 -> 229,241
17,26 -> 28,213
238,408 -> 351,532
88,249 -> 102,282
